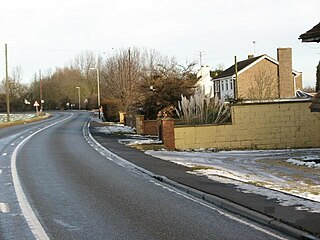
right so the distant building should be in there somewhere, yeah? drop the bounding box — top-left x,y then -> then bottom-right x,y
195,65 -> 214,97
211,48 -> 303,101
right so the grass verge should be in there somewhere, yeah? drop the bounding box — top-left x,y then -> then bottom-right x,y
0,114 -> 52,128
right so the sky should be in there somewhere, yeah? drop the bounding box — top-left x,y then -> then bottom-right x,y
0,0 -> 319,87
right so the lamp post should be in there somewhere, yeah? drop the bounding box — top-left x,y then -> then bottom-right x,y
89,67 -> 101,118
76,87 -> 81,110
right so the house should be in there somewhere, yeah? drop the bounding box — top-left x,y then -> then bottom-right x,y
211,48 -> 303,101
195,65 -> 214,96
299,22 -> 320,43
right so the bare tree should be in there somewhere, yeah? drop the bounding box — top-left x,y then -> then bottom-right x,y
99,47 -> 143,113
0,66 -> 29,111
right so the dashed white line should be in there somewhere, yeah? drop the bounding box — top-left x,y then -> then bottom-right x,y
2,153 -> 7,156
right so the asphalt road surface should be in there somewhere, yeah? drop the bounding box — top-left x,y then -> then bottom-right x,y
0,111 -> 293,239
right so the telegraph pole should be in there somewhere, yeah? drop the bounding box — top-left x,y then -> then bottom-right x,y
128,47 -> 132,97
5,44 -> 10,122
39,69 -> 43,114
198,51 -> 205,66
234,56 -> 238,100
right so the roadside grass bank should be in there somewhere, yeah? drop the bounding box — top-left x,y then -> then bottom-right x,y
0,113 -> 52,128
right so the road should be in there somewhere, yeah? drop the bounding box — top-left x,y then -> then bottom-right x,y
0,111 -> 292,239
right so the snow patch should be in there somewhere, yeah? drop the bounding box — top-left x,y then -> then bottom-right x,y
0,113 -> 37,123
286,158 -> 320,169
145,149 -> 320,212
94,125 -> 135,134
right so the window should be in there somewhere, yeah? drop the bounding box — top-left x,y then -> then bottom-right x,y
214,81 -> 220,92
226,80 -> 229,90
221,81 -> 224,91
230,79 -> 233,90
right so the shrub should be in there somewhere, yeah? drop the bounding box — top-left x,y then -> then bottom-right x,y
176,87 -> 231,124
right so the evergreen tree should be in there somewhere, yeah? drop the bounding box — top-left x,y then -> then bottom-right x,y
316,61 -> 320,92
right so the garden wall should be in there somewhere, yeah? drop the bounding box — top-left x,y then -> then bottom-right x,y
174,100 -> 320,150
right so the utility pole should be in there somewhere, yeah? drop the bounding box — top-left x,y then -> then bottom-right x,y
234,56 -> 238,101
5,44 -> 10,122
39,69 -> 43,114
198,51 -> 205,67
128,47 -> 132,97
253,41 -> 256,56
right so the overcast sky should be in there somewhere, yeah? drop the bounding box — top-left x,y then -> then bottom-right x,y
0,0 -> 319,87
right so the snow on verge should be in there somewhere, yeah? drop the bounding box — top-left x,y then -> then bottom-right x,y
94,125 -> 135,134
286,158 -> 320,169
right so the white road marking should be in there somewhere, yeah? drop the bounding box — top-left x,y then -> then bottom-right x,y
0,202 -> 10,213
2,153 -> 7,156
150,180 -> 288,240
11,113 -> 73,240
10,143 -> 15,146
83,120 -> 288,239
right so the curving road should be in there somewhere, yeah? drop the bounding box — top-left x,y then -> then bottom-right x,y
0,112 -> 292,239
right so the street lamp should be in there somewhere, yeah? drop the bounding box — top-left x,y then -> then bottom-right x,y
89,67 -> 101,118
76,87 -> 81,110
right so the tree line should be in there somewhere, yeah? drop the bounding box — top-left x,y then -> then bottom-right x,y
0,48 -> 198,120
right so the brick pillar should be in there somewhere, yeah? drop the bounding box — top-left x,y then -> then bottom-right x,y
135,115 -> 145,135
161,118 -> 175,150
119,112 -> 126,124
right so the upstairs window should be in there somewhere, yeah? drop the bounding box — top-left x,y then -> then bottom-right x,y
226,80 -> 229,90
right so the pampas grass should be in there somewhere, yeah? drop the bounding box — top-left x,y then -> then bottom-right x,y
176,86 -> 231,124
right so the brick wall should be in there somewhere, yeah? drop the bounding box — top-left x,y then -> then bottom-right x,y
174,100 -> 320,150
144,120 -> 160,135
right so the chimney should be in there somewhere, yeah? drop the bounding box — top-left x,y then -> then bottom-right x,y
248,54 -> 254,59
277,48 -> 294,98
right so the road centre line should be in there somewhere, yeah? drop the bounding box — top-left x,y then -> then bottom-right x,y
11,113 -> 73,240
